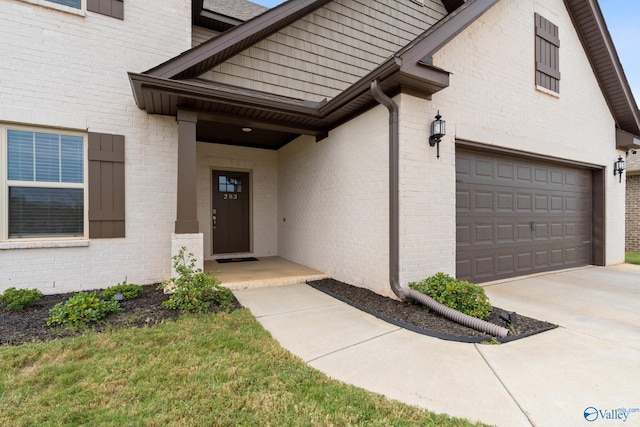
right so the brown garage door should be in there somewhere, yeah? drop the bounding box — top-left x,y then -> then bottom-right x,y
456,149 -> 592,283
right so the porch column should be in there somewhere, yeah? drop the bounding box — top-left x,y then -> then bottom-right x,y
175,109 -> 199,234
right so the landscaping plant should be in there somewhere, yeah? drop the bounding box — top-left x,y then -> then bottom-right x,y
47,292 -> 123,328
0,287 -> 43,311
101,281 -> 142,301
161,246 -> 234,312
409,272 -> 492,319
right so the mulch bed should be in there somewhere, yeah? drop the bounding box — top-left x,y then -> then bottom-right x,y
2,279 -> 556,347
0,284 -> 242,347
308,278 -> 557,343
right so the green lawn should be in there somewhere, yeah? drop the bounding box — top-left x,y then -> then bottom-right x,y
0,309 -> 487,427
626,252 -> 640,265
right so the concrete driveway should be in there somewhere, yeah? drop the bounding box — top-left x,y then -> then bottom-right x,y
233,264 -> 640,426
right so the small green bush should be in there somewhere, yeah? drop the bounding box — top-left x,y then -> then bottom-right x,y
408,272 -> 492,319
47,292 -> 123,328
0,287 -> 44,311
101,282 -> 142,301
160,247 -> 234,313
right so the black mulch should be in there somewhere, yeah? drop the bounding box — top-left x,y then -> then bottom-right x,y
308,278 -> 557,344
0,284 -> 243,347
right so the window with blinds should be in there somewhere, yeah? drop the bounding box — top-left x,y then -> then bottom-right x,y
47,0 -> 82,9
535,13 -> 560,93
5,128 -> 86,239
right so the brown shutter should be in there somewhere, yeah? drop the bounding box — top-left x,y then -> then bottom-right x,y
88,132 -> 125,238
535,13 -> 560,93
87,0 -> 124,20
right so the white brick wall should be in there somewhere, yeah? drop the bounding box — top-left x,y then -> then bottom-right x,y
398,93 -> 457,286
196,142 -> 278,259
426,0 -> 625,267
0,0 -> 192,294
277,108 -> 391,296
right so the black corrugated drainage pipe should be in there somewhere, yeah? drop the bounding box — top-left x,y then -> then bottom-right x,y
369,80 -> 508,338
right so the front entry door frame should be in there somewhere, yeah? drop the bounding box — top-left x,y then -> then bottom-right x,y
212,170 -> 250,255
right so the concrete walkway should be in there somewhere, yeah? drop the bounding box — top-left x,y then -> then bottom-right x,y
234,265 -> 640,426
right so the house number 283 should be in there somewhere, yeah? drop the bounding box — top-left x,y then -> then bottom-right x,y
223,194 -> 238,200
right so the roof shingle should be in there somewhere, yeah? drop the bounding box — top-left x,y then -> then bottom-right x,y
203,0 -> 268,22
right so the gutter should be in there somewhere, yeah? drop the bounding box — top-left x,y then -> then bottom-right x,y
369,79 -> 508,337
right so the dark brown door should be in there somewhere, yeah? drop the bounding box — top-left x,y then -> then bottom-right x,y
456,149 -> 592,283
212,170 -> 250,254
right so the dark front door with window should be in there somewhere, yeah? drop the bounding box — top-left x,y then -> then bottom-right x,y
212,170 -> 250,254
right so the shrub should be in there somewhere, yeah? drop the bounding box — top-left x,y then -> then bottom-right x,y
101,282 -> 142,301
0,287 -> 43,311
160,247 -> 234,313
47,292 -> 123,328
408,272 -> 492,319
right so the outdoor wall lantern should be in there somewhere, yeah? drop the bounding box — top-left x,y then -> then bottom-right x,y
429,111 -> 446,158
614,155 -> 626,183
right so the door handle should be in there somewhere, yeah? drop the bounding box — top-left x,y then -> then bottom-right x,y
530,220 -> 536,232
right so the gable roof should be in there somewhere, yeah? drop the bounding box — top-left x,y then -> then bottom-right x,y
130,0 -> 498,147
130,0 -> 640,149
155,0 -> 334,79
563,0 -> 640,147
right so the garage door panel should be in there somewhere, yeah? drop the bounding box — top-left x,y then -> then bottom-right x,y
551,249 -> 564,265
497,192 -> 514,210
534,194 -> 548,210
475,160 -> 493,177
497,255 -> 514,274
456,190 -> 470,209
456,225 -> 471,244
517,165 -> 532,182
457,258 -> 471,278
456,149 -> 592,283
517,194 -> 532,211
536,168 -> 549,183
475,192 -> 493,210
497,162 -> 513,179
475,225 -> 493,242
517,252 -> 533,270
497,223 -> 515,241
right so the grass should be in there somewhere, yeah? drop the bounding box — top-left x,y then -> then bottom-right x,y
626,252 -> 640,265
0,309 -> 487,427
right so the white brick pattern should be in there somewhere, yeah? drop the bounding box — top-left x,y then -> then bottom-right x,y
0,0 -> 192,294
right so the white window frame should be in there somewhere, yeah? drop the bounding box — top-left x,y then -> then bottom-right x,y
0,124 -> 89,243
19,0 -> 87,17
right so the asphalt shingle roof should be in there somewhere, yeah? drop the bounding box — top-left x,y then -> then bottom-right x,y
203,0 -> 268,21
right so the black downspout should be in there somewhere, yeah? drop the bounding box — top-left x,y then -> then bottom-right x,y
370,80 -> 403,300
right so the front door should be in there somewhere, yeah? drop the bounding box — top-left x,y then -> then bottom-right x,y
212,170 -> 250,254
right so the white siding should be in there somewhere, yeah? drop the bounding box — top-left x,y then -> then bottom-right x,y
204,0 -> 447,101
192,25 -> 220,47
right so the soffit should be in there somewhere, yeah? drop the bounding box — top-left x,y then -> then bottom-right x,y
564,0 -> 640,137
